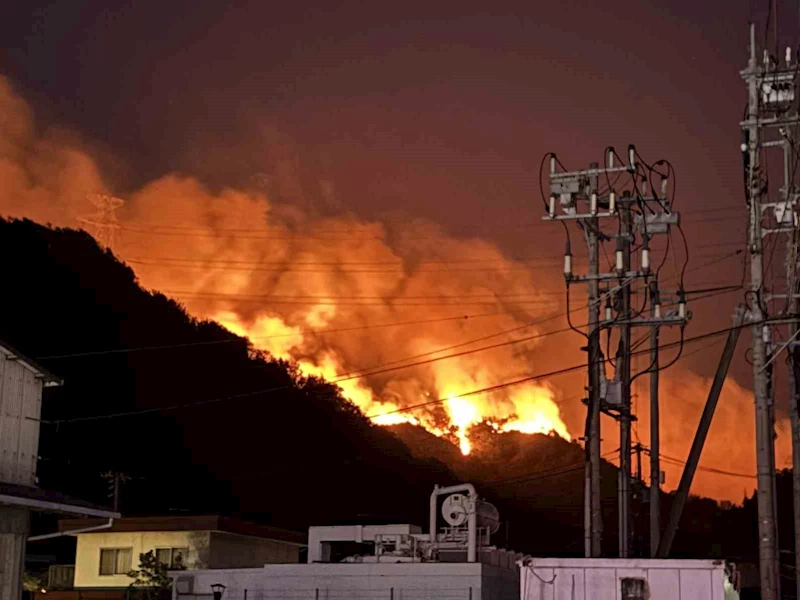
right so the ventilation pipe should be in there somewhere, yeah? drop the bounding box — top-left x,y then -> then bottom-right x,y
429,483 -> 478,562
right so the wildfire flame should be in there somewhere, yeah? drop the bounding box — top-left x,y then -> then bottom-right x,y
2,72 -> 796,500
0,73 -> 571,455
212,308 -> 570,454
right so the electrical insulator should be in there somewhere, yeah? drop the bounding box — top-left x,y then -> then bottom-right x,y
616,250 -> 624,275
628,144 -> 636,171
641,179 -> 648,196
650,281 -> 660,318
608,149 -> 614,169
605,296 -> 613,321
548,195 -> 556,218
550,156 -> 556,174
661,177 -> 668,196
787,46 -> 793,66
678,289 -> 686,320
564,239 -> 572,279
590,193 -> 598,215
609,191 -> 616,213
641,248 -> 650,273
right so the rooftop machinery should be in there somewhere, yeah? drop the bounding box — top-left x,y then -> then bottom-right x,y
307,483 -> 519,567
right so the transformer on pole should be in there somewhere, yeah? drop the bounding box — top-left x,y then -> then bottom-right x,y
739,21 -> 800,600
542,147 -> 688,557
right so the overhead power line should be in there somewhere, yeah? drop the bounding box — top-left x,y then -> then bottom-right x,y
124,250 -> 738,275
117,213 -> 746,241
38,316 -> 762,427
657,452 -> 755,480
36,311 -> 508,360
38,272 -> 741,367
38,275 -> 641,363
364,323 -> 737,421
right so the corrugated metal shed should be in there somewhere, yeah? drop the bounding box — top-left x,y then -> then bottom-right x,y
519,558 -> 731,600
0,340 -> 62,487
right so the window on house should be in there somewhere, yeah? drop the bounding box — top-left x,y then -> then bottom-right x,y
154,547 -> 189,568
99,548 -> 132,575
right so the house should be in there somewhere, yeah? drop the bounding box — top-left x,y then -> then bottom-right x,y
0,339 -> 119,600
56,515 -> 306,591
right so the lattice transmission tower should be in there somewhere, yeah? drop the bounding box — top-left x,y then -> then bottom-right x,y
78,193 -> 125,251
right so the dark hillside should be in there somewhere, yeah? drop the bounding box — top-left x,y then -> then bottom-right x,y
0,218 -> 453,531
4,217 -> 793,567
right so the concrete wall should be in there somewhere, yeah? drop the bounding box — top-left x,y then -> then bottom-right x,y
0,352 -> 43,486
172,562 -> 507,600
208,531 -> 301,568
74,530 -> 211,588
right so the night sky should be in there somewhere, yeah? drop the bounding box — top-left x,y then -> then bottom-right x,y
0,0 -> 772,231
1,0 -> 797,479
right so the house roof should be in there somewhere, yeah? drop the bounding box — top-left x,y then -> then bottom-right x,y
0,339 -> 63,387
0,482 -> 119,518
58,515 -> 307,546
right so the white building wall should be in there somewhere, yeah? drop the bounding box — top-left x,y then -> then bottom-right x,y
0,353 -> 43,486
520,558 -> 728,600
172,563 -> 513,600
74,530 -> 212,588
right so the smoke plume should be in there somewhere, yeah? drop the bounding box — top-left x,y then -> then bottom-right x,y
0,73 -> 785,499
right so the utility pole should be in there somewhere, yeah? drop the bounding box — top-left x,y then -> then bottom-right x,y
648,281 -> 661,556
544,147 -> 686,558
790,343 -> 800,600
739,23 -> 794,600
632,441 -> 644,558
586,202 -> 603,558
618,200 -> 633,558
103,470 -> 128,513
113,471 -> 121,513
784,102 -> 800,600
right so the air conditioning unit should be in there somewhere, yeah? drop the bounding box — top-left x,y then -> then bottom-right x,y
175,575 -> 195,595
